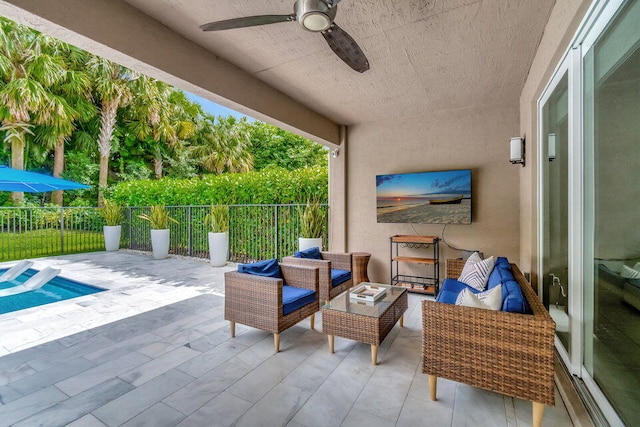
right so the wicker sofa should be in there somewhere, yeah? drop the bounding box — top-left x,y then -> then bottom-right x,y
422,259 -> 555,427
282,250 -> 353,304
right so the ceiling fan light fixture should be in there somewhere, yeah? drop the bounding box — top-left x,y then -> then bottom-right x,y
301,12 -> 331,31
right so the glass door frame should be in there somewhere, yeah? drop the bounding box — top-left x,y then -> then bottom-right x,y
536,0 -> 627,425
537,50 -> 579,375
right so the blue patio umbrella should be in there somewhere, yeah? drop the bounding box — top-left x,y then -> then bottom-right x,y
0,165 -> 90,192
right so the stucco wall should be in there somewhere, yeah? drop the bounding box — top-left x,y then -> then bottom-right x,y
518,0 -> 592,283
346,104 -> 521,283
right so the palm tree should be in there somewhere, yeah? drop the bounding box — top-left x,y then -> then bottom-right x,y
0,18 -> 69,204
124,77 -> 178,179
34,40 -> 96,205
193,115 -> 253,174
86,56 -> 135,204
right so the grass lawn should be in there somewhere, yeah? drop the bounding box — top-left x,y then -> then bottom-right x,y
0,228 -> 105,262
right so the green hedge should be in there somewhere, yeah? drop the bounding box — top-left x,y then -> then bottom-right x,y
109,166 -> 328,206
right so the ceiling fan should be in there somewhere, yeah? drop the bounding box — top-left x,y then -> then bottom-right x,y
200,0 -> 369,73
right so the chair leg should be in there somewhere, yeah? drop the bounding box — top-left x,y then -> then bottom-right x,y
274,333 -> 280,352
532,402 -> 544,427
429,375 -> 437,401
310,313 -> 315,330
230,321 -> 235,338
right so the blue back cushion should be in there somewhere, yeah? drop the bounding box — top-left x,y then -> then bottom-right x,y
501,279 -> 530,313
238,258 -> 282,278
487,267 -> 502,290
331,269 -> 351,287
494,257 -> 510,268
436,278 -> 480,304
282,285 -> 316,315
294,247 -> 322,259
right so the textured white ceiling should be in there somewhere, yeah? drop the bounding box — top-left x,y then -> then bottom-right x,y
122,0 -> 554,126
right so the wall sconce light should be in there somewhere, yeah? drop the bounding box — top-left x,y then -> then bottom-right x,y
510,137 -> 525,167
548,133 -> 556,162
331,148 -> 339,158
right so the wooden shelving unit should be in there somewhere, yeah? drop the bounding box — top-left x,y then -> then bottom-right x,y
390,235 -> 440,295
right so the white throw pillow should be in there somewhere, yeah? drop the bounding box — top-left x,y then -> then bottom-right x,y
458,252 -> 483,281
621,264 -> 640,279
459,256 -> 495,291
634,262 -> 640,271
455,284 -> 502,311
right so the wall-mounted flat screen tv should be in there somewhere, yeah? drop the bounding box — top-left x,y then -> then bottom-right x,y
376,169 -> 471,224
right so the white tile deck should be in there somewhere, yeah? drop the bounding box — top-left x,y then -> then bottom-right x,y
0,251 -> 234,354
0,252 -> 574,426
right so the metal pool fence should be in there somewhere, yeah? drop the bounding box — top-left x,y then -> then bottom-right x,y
0,204 -> 328,263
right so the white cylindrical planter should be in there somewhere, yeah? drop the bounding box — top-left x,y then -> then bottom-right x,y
208,232 -> 229,267
150,229 -> 170,260
299,237 -> 323,252
103,225 -> 121,252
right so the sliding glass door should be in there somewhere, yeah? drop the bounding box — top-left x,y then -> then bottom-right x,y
582,1 -> 640,425
540,70 -> 570,356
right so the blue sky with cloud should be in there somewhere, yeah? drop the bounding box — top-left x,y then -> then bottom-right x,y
184,91 -> 255,122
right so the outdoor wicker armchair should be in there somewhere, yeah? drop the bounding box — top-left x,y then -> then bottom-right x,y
422,259 -> 556,427
282,251 -> 353,304
224,263 -> 319,353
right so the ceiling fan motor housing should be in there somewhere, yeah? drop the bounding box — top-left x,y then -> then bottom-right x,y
295,0 -> 337,32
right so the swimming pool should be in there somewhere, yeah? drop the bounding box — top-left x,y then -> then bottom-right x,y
0,268 -> 105,315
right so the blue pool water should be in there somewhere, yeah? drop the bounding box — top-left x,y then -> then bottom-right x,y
0,268 -> 104,315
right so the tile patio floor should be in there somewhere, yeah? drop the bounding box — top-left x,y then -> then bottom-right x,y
0,252 -> 573,426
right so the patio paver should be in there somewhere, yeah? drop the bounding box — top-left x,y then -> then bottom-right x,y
0,253 -> 573,426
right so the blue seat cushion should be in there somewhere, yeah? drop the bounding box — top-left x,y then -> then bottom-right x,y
238,258 -> 282,278
331,269 -> 351,287
436,278 -> 480,304
294,247 -> 322,259
282,285 -> 316,315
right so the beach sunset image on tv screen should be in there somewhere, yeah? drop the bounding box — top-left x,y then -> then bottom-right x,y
376,169 -> 471,224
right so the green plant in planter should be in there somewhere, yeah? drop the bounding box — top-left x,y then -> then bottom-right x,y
138,205 -> 179,229
299,199 -> 326,238
204,205 -> 229,233
99,198 -> 124,226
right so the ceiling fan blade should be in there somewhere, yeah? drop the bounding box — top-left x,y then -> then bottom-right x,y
201,14 -> 296,32
322,23 -> 369,73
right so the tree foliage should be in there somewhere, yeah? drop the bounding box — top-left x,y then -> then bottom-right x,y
109,166 -> 328,206
0,16 -> 329,207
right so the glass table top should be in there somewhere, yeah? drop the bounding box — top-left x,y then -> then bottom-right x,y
322,283 -> 407,318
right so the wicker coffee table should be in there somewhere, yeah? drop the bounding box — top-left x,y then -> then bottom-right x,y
322,283 -> 408,365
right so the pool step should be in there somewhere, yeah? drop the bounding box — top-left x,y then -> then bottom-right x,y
0,260 -> 34,282
0,267 -> 61,297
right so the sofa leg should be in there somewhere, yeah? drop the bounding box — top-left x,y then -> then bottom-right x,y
230,321 -> 235,338
429,375 -> 437,401
532,402 -> 544,427
274,333 -> 280,353
310,313 -> 315,330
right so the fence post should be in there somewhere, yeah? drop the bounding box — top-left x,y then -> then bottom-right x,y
128,207 -> 133,249
60,206 -> 65,254
188,206 -> 192,257
274,205 -> 279,260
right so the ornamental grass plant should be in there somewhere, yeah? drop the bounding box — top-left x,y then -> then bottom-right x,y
204,205 -> 229,233
299,199 -> 326,238
99,198 -> 124,226
138,205 -> 179,229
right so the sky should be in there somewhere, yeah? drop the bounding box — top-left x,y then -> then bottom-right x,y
376,170 -> 471,198
184,91 -> 255,122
